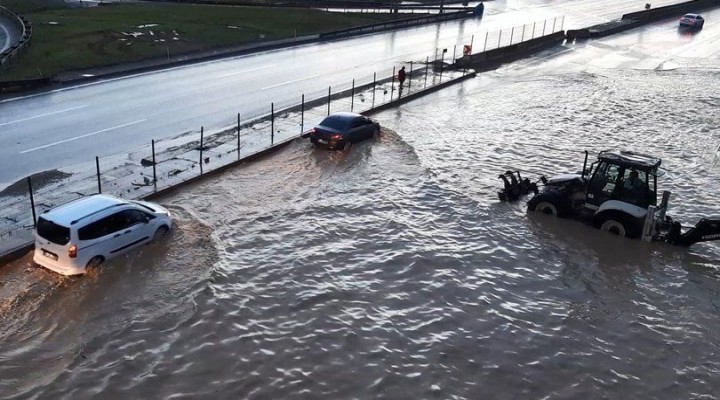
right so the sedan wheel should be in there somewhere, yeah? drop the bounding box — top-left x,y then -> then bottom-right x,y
342,141 -> 352,151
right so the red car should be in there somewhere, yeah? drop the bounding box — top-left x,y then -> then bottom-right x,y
679,13 -> 705,28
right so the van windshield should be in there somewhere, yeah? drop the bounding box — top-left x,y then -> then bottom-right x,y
36,217 -> 71,245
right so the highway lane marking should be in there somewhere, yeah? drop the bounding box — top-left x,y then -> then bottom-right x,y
0,23 -> 9,53
20,119 -> 146,154
0,52 -> 300,104
262,74 -> 321,90
216,65 -> 276,78
0,105 -> 89,127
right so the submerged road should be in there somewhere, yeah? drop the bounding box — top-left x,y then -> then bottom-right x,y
2,12 -> 720,398
0,0 -> 694,186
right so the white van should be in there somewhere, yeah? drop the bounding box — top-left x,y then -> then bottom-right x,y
33,194 -> 172,276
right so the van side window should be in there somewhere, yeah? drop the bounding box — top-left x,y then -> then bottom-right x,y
115,210 -> 147,229
78,215 -> 117,241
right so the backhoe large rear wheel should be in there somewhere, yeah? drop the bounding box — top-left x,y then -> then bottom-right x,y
595,212 -> 640,239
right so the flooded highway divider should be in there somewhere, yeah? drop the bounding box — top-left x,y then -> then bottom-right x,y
0,65 -> 475,266
567,0 -> 720,40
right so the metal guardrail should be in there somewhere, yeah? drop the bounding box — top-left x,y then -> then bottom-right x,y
622,0 -> 720,21
320,9 -> 473,38
0,6 -> 32,73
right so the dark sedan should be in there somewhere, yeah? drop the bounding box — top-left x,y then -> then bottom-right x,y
679,13 -> 704,28
308,112 -> 380,150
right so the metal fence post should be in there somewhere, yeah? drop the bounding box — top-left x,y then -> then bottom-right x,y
542,19 -> 547,36
424,56 -> 429,88
390,66 -> 396,101
532,22 -> 536,39
498,29 -> 502,48
440,50 -> 445,81
28,177 -> 36,227
522,24 -> 526,42
372,72 -> 377,108
483,32 -> 488,52
409,61 -> 413,91
237,113 -> 241,160
301,94 -> 305,133
452,44 -> 456,63
271,102 -> 275,145
510,27 -> 515,45
199,127 -> 204,175
327,86 -> 331,116
95,156 -> 102,194
151,140 -> 157,191
552,17 -> 557,33
561,15 -> 565,31
351,79 -> 355,111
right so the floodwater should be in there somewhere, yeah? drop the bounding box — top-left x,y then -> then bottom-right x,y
2,40 -> 720,398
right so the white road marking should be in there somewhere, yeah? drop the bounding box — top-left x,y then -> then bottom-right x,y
0,55 -> 290,104
0,105 -> 88,127
0,23 -> 10,53
20,119 -> 146,154
216,65 -> 275,78
262,74 -> 321,90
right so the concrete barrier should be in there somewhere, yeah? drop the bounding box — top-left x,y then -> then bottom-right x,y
566,19 -> 643,41
320,10 -> 473,39
622,0 -> 720,21
455,31 -> 565,71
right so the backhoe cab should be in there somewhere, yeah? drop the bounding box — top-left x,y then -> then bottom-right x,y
505,150 -> 720,246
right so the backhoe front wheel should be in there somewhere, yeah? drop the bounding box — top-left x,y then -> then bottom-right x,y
527,193 -> 569,217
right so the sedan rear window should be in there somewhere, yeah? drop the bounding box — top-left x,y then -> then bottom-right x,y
319,115 -> 353,130
36,217 -> 71,245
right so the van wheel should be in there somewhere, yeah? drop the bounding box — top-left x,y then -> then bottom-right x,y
86,256 -> 104,272
153,226 -> 169,241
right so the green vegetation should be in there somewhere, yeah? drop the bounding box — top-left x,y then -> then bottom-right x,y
0,0 -> 66,14
0,2 -> 400,80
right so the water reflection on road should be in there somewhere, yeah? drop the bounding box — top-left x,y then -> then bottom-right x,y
2,37 -> 720,399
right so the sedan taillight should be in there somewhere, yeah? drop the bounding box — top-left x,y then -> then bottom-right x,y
331,134 -> 343,140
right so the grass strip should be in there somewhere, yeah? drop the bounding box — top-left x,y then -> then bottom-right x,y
1,2 -> 400,80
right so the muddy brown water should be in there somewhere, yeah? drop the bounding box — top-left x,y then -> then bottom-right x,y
1,56 -> 720,399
